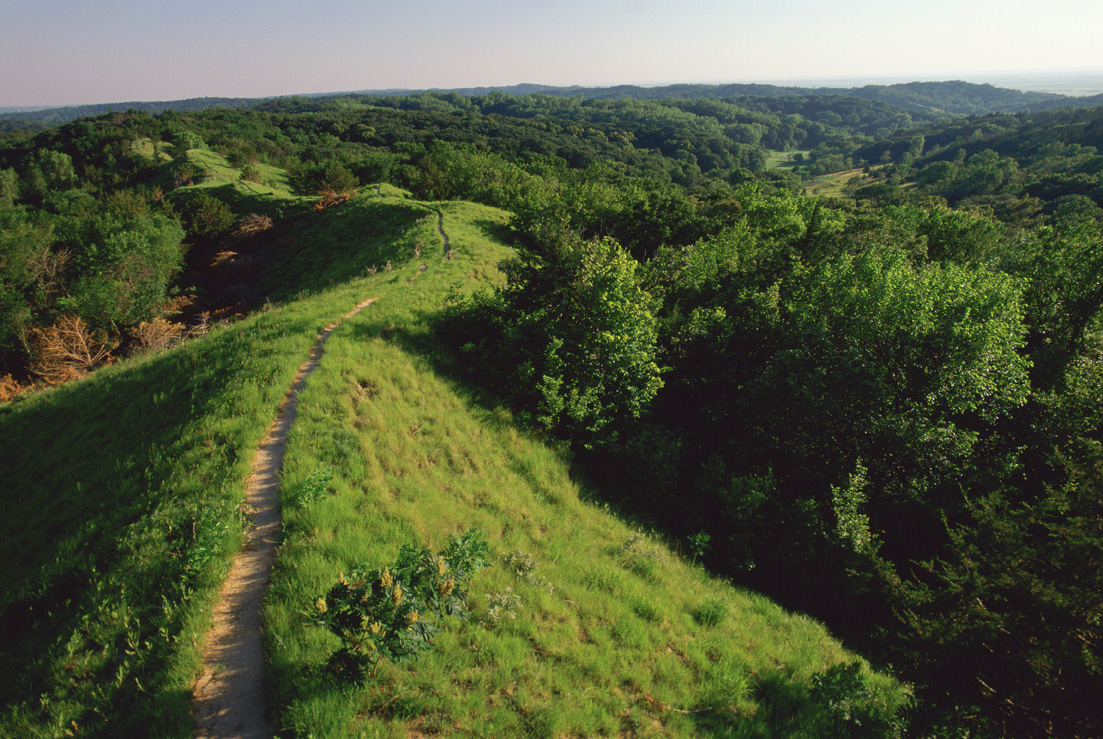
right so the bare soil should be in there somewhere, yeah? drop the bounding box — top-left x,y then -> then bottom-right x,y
192,297 -> 377,739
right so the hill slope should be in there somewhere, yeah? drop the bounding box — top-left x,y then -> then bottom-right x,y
0,189 -> 908,737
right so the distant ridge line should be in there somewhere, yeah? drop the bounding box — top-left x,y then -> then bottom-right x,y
4,79 -> 1103,129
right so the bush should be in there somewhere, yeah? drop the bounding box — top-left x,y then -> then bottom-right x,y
315,530 -> 488,683
29,314 -> 118,384
131,317 -> 184,351
180,191 -> 234,237
239,164 -> 263,183
290,160 -> 358,196
233,213 -> 273,239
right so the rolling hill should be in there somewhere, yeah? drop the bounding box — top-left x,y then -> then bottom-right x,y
0,179 -> 909,737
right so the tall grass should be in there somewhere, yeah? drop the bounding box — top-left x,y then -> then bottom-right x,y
0,189 -> 513,737
0,301 -> 321,736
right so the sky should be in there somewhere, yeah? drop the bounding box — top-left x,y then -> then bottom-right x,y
2,0 -> 1103,108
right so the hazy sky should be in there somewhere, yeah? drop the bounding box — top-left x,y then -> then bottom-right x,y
2,0 -> 1102,107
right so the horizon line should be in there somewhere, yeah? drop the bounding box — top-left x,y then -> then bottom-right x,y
6,69 -> 1103,113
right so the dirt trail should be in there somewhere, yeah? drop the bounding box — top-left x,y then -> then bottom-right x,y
192,297 -> 377,739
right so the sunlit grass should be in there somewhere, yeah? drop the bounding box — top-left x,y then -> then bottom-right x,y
764,149 -> 811,169
0,292 -> 342,737
263,195 -> 908,737
268,309 -> 905,737
803,168 -> 871,198
0,191 -> 907,737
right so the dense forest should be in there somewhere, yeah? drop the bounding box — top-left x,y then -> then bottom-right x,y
2,83 -> 1101,737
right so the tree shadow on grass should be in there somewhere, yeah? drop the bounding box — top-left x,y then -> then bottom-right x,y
258,199 -> 439,302
341,310 -> 886,738
471,216 -> 515,247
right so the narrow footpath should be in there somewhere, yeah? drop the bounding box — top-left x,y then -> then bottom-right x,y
192,297 -> 377,739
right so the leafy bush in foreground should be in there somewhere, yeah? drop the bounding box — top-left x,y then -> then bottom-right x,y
315,530 -> 488,683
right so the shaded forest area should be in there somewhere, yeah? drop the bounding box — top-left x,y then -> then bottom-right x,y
2,85 -> 1102,737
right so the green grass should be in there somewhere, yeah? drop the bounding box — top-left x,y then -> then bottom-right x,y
158,148 -> 312,222
129,137 -> 172,162
802,168 -> 871,198
0,189 -> 909,737
261,194 -> 909,736
268,327 -> 908,734
764,150 -> 811,170
0,298 -> 334,736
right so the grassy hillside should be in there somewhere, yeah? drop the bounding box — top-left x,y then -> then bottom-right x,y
0,188 -> 909,737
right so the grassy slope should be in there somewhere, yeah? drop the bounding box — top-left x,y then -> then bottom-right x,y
0,182 -> 908,737
802,169 -> 870,198
0,289 -> 330,736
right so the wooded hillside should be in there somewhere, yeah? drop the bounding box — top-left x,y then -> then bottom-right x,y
2,86 -> 1101,737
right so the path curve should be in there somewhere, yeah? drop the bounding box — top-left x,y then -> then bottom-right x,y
193,297 -> 377,739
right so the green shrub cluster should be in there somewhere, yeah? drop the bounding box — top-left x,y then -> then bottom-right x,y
315,530 -> 488,683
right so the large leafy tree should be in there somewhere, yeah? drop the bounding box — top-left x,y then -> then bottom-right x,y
449,234 -> 663,445
62,213 -> 186,327
631,233 -> 1034,616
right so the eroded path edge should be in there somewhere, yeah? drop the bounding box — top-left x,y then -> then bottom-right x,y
192,297 -> 377,739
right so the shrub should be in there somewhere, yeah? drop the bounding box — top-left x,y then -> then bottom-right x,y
177,191 -> 234,237
484,588 -> 521,625
131,317 -> 184,351
810,661 -> 910,738
239,164 -> 263,183
502,549 -> 553,593
0,373 -> 29,401
316,530 -> 488,683
314,189 -> 356,211
28,314 -> 117,384
233,213 -> 273,239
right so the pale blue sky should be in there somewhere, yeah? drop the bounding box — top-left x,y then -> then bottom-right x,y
2,0 -> 1102,107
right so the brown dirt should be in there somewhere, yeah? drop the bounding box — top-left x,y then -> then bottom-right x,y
192,297 -> 377,739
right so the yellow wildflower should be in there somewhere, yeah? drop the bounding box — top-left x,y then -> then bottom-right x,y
315,597 -> 327,614
440,578 -> 455,596
436,556 -> 448,576
393,584 -> 403,606
370,621 -> 383,635
408,610 -> 419,624
381,567 -> 393,589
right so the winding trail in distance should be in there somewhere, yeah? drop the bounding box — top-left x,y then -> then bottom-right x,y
192,296 -> 377,739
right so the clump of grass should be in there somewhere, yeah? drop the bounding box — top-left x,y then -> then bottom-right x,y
702,653 -> 752,713
630,597 -> 663,623
503,549 -> 554,593
484,588 -> 521,625
618,531 -> 669,581
692,598 -> 728,627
